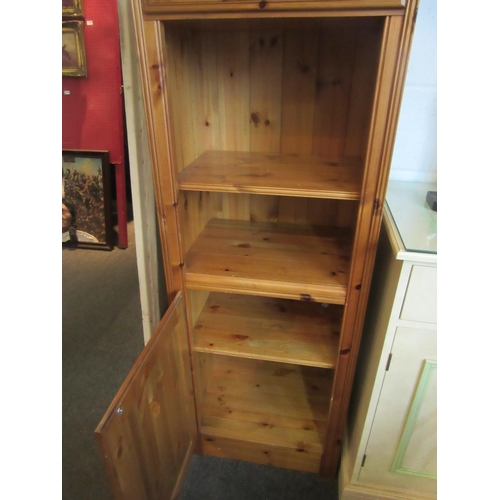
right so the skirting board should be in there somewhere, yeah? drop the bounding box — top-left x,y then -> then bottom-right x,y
339,445 -> 436,500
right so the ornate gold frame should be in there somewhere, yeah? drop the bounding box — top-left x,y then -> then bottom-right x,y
62,21 -> 87,78
62,0 -> 84,18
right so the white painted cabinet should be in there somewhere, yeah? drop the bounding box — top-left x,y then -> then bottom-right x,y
340,181 -> 437,500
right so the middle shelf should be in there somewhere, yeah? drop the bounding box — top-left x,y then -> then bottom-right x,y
192,292 -> 342,368
185,218 -> 353,304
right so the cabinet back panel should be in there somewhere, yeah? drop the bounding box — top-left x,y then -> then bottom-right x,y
163,17 -> 383,171
179,191 -> 357,253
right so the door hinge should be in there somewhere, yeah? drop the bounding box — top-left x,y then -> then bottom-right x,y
386,353 -> 393,371
361,454 -> 367,467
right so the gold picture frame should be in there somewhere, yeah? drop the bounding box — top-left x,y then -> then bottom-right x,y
62,21 -> 87,78
62,0 -> 84,18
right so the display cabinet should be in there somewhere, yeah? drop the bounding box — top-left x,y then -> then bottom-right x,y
95,1 -> 420,498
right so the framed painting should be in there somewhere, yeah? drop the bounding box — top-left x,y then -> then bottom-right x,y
62,151 -> 114,251
62,0 -> 84,18
62,21 -> 87,78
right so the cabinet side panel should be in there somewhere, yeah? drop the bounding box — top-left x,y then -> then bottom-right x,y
321,0 -> 420,474
345,222 -> 402,475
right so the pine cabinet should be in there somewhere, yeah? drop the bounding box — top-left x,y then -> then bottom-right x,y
96,1 -> 420,498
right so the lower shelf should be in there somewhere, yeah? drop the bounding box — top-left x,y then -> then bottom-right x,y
198,354 -> 333,473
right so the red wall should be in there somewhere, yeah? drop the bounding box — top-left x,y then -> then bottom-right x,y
62,0 -> 124,165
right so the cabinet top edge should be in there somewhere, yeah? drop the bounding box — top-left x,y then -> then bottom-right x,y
141,0 -> 406,20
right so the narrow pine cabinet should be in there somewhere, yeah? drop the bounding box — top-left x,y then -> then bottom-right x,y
96,0 -> 419,498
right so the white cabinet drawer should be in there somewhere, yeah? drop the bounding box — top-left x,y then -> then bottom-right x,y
400,265 -> 437,324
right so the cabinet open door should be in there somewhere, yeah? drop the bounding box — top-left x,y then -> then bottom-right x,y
95,292 -> 198,500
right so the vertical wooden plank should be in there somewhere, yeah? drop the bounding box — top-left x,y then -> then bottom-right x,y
217,30 -> 250,152
336,200 -> 358,228
307,199 -> 339,227
280,22 -> 320,154
179,191 -> 219,253
221,193 -> 251,221
312,19 -> 358,157
163,27 -> 184,172
250,194 -> 279,223
200,30 -> 221,152
278,197 -> 309,224
165,27 -> 200,170
249,29 -> 284,153
117,0 -> 162,341
96,413 -> 149,499
345,18 -> 384,159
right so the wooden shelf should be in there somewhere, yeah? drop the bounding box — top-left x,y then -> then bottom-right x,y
194,293 -> 342,368
199,355 -> 333,473
178,151 -> 363,200
185,219 -> 352,304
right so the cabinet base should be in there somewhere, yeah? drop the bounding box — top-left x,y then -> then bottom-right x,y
339,453 -> 436,500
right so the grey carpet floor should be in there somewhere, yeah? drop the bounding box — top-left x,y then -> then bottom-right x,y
62,221 -> 339,500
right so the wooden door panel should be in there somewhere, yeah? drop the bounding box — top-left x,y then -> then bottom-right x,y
95,293 -> 198,500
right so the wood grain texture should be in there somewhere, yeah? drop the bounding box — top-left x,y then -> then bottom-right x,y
185,218 -> 352,304
132,16 -> 185,305
142,1 -> 406,19
312,18 -> 358,156
344,17 -> 384,158
193,292 -> 342,367
280,23 -> 319,154
199,354 -> 333,473
249,30 -> 284,152
216,30 -> 251,151
178,150 -> 363,200
163,19 -> 381,173
129,0 -> 419,483
95,293 -> 197,500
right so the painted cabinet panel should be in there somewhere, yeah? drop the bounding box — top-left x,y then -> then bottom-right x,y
396,360 -> 437,477
339,188 -> 437,500
400,266 -> 437,323
358,326 -> 437,495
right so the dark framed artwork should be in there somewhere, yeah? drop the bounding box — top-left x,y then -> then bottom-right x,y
62,0 -> 84,18
62,21 -> 87,77
62,151 -> 114,250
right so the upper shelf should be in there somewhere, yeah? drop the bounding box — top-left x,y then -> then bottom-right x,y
178,151 -> 363,200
